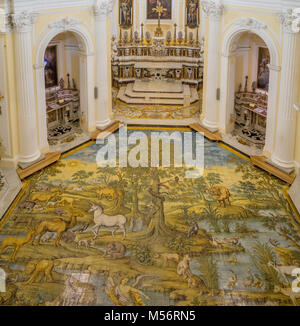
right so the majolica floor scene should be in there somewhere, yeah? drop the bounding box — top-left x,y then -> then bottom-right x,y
0,127 -> 299,306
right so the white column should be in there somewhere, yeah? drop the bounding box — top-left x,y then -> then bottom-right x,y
219,53 -> 236,132
201,1 -> 224,132
200,8 -> 206,39
11,12 -> 41,164
94,1 -> 114,130
270,12 -> 300,171
263,64 -> 280,155
34,63 -> 49,151
0,37 -> 12,160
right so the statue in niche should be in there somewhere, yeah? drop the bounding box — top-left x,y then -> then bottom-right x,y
111,36 -> 119,62
119,0 -> 133,29
112,66 -> 119,78
198,67 -> 203,79
199,38 -> 204,63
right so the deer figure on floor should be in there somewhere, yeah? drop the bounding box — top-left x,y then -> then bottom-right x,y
0,226 -> 35,262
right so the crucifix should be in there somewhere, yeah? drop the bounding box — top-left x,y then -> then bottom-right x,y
153,1 -> 167,37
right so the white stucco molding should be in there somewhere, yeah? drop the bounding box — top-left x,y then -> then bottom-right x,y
233,17 -> 267,31
93,0 -> 115,18
10,11 -> 38,32
291,8 -> 300,33
0,14 -> 13,34
278,8 -> 300,34
48,17 -> 83,31
201,1 -> 224,21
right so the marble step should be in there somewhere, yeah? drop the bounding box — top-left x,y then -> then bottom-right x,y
118,94 -> 186,105
91,121 -> 122,141
118,85 -> 199,106
124,83 -> 188,99
189,123 -> 222,141
133,80 -> 183,93
17,152 -> 61,180
250,156 -> 296,185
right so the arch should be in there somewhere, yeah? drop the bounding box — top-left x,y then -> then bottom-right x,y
221,19 -> 279,66
219,18 -> 280,156
35,21 -> 95,151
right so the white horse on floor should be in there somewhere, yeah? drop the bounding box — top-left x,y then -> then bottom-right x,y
89,204 -> 127,240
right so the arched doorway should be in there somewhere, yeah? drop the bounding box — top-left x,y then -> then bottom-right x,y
219,20 -> 280,156
35,22 -> 95,152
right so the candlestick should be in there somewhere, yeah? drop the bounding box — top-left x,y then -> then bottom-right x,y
140,23 -> 144,45
173,23 -> 177,45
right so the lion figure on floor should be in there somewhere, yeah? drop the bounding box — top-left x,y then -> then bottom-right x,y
207,186 -> 231,207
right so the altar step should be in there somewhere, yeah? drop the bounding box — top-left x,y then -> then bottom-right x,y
250,155 -> 296,185
117,84 -> 199,106
17,152 -> 61,180
189,123 -> 222,142
126,83 -> 187,99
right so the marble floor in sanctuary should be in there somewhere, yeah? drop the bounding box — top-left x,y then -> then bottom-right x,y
117,80 -> 199,106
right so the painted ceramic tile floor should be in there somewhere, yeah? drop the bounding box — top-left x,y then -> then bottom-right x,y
0,127 -> 299,306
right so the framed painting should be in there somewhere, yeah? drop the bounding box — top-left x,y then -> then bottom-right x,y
147,0 -> 172,20
44,46 -> 58,88
119,0 -> 133,29
257,47 -> 270,90
186,0 -> 199,29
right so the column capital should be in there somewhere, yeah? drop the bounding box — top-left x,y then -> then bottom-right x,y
278,9 -> 300,34
201,1 -> 224,21
93,0 -> 115,20
0,14 -> 13,34
10,11 -> 38,33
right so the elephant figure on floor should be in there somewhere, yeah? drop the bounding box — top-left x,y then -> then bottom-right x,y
207,186 -> 231,207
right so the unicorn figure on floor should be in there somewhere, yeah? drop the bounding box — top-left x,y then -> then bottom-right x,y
89,204 -> 127,240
